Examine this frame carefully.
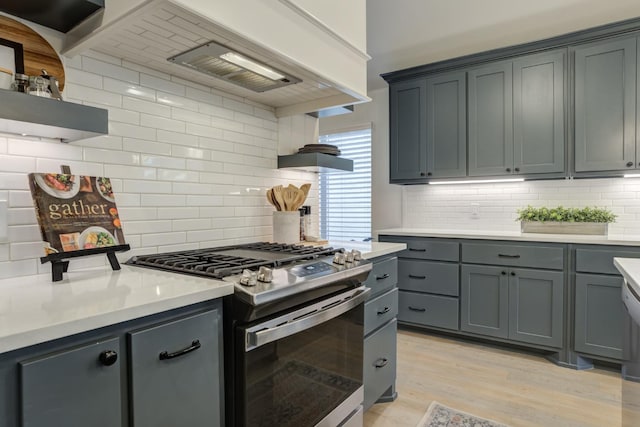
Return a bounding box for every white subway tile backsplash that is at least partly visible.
[0,50,321,281]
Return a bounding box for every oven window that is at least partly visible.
[241,305,363,427]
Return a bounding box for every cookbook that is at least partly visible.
[28,173,125,255]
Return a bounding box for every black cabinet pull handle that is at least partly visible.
[408,274,426,279]
[514,167,520,172]
[409,248,426,252]
[501,271,506,275]
[506,168,511,172]
[377,307,391,315]
[408,306,426,312]
[427,172,432,176]
[420,172,426,176]
[511,271,516,276]
[159,340,201,361]
[498,254,520,258]
[99,350,118,366]
[376,273,390,280]
[627,161,634,167]
[374,358,389,368]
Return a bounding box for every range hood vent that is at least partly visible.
[168,41,301,93]
[278,153,353,173]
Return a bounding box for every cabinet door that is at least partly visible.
[363,319,397,410]
[575,274,623,360]
[508,268,564,348]
[461,265,509,338]
[513,50,566,174]
[426,71,466,178]
[468,61,514,176]
[20,337,122,427]
[389,78,427,181]
[129,309,222,427]
[574,37,637,172]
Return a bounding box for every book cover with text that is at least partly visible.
[28,173,125,255]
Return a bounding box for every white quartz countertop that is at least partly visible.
[377,228,640,246]
[614,258,640,297]
[0,243,403,355]
[0,265,233,354]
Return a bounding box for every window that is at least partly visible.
[318,127,371,241]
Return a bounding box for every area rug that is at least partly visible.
[417,401,511,427]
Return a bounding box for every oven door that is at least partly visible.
[235,286,369,427]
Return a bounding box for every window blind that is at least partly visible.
[318,128,371,241]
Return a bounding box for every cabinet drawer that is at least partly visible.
[398,291,459,330]
[365,288,398,335]
[129,309,222,427]
[381,236,459,261]
[398,259,459,296]
[364,256,398,297]
[575,247,640,275]
[364,319,397,410]
[20,337,123,427]
[462,242,563,269]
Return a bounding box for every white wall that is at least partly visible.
[0,50,318,280]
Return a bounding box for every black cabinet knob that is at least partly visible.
[99,350,118,366]
[420,172,426,176]
[627,161,634,167]
[501,271,506,275]
[514,167,520,172]
[427,172,432,176]
[510,271,516,276]
[506,168,511,172]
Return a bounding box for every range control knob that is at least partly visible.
[333,253,346,265]
[239,269,258,286]
[345,251,355,263]
[351,250,362,261]
[257,266,273,283]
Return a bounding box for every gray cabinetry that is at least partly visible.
[363,254,399,410]
[572,246,640,360]
[129,310,222,427]
[513,50,566,175]
[426,71,467,178]
[468,61,514,177]
[574,37,637,173]
[0,300,224,427]
[20,337,123,427]
[461,242,565,348]
[389,78,427,181]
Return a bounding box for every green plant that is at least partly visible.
[516,206,617,223]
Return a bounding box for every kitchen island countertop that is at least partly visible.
[377,228,640,246]
[0,265,233,354]
[614,258,640,299]
[329,240,407,259]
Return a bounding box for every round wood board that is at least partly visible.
[0,15,65,91]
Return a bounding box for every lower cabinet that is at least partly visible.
[362,255,399,411]
[398,291,459,330]
[363,319,397,410]
[1,300,224,427]
[574,273,624,360]
[461,265,564,348]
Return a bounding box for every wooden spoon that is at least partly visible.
[266,188,279,210]
[283,186,300,211]
[300,183,311,200]
[273,185,286,211]
[292,188,306,211]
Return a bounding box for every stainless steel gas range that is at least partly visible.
[127,242,372,427]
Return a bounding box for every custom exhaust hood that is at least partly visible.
[61,0,370,117]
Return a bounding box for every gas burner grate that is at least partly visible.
[126,242,342,279]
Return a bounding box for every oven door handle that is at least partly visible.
[245,286,370,351]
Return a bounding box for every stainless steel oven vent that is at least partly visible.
[168,41,301,92]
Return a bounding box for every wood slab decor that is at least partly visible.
[0,15,65,90]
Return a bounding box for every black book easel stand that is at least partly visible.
[41,244,132,282]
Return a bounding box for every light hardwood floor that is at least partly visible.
[364,328,621,427]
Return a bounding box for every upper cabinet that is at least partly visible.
[388,49,565,183]
[389,71,466,183]
[60,0,370,117]
[573,37,637,174]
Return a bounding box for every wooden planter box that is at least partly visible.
[521,221,608,235]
